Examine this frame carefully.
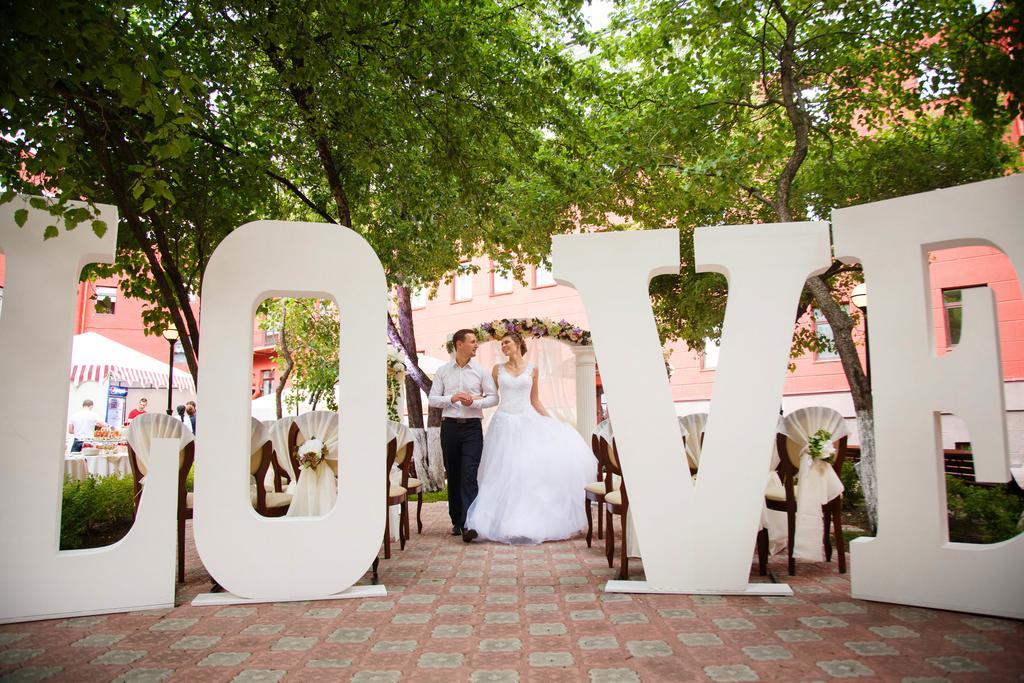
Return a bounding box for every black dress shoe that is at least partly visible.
[451,526,462,536]
[462,528,478,544]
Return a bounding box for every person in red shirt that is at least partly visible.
[125,397,148,424]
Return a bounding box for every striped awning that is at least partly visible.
[69,332,196,393]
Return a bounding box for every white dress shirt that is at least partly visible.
[428,358,499,419]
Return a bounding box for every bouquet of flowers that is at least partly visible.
[295,437,329,470]
[447,317,592,353]
[806,429,835,461]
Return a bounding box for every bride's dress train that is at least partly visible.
[465,363,595,544]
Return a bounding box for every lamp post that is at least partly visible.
[851,283,870,383]
[162,326,179,415]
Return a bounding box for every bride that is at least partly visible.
[463,331,595,544]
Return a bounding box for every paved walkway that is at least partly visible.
[1,503,1021,681]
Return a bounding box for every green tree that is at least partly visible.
[577,0,1020,527]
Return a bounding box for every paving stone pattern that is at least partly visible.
[1,503,1022,681]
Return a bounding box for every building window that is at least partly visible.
[453,266,473,302]
[262,328,280,346]
[94,286,117,315]
[410,287,428,309]
[534,263,556,288]
[702,337,720,370]
[491,263,513,295]
[261,369,275,397]
[943,286,984,347]
[814,308,839,360]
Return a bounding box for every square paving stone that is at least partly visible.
[821,601,866,615]
[149,618,198,631]
[351,672,401,683]
[357,601,395,612]
[58,616,107,628]
[743,645,792,660]
[486,595,517,605]
[112,669,173,683]
[392,613,431,624]
[528,623,567,636]
[417,652,465,668]
[658,609,696,619]
[775,629,822,643]
[588,669,640,683]
[571,610,605,621]
[71,634,126,647]
[868,625,919,639]
[372,640,417,653]
[171,635,221,650]
[578,636,619,650]
[304,607,343,618]
[469,670,520,682]
[610,612,648,625]
[845,641,899,656]
[91,650,147,665]
[961,616,1015,632]
[528,652,575,667]
[198,652,252,667]
[704,664,760,682]
[215,607,257,618]
[678,633,723,646]
[327,627,374,643]
[817,660,875,677]
[625,640,673,657]
[945,633,1002,652]
[479,638,522,653]
[305,659,352,668]
[565,593,597,603]
[0,633,28,646]
[485,612,520,624]
[714,618,756,630]
[436,604,474,615]
[798,616,849,629]
[230,671,286,682]
[241,624,285,636]
[926,656,988,673]
[432,625,473,637]
[271,636,317,651]
[0,650,43,665]
[524,603,558,613]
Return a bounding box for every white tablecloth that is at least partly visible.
[64,453,130,479]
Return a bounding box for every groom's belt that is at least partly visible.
[442,417,481,424]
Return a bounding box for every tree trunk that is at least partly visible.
[396,286,424,428]
[275,304,294,420]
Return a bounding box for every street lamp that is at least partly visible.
[162,326,179,415]
[850,284,870,383]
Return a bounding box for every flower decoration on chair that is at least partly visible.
[295,437,329,470]
[386,346,407,422]
[445,317,592,353]
[806,429,836,462]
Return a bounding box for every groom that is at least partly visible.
[428,329,498,542]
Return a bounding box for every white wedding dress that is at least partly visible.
[465,362,595,544]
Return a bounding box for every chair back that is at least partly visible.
[267,416,297,480]
[678,413,708,470]
[289,411,340,476]
[779,407,849,470]
[126,413,195,475]
[590,419,611,480]
[249,418,271,475]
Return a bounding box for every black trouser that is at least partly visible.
[441,418,484,529]
[70,439,84,453]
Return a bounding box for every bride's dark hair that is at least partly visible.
[506,331,527,357]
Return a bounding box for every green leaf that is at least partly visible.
[0,190,15,205]
[141,198,156,213]
[29,197,47,210]
[14,208,29,227]
[43,225,59,240]
[91,220,108,238]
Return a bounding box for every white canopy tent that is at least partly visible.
[67,332,196,425]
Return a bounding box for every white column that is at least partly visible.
[571,345,597,440]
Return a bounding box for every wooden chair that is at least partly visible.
[585,420,617,548]
[600,433,631,581]
[287,411,340,478]
[264,416,297,494]
[765,407,849,575]
[383,427,408,559]
[404,454,425,535]
[250,418,291,517]
[389,421,418,543]
[126,413,195,583]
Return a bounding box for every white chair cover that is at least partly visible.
[267,416,297,481]
[285,411,340,517]
[249,417,270,475]
[126,413,194,476]
[678,413,707,470]
[781,407,847,562]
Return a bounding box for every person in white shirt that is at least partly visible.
[67,399,108,453]
[428,329,498,539]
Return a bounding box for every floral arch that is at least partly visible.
[446,317,599,440]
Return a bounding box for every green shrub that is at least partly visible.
[946,475,1024,544]
[839,459,864,511]
[60,475,135,550]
